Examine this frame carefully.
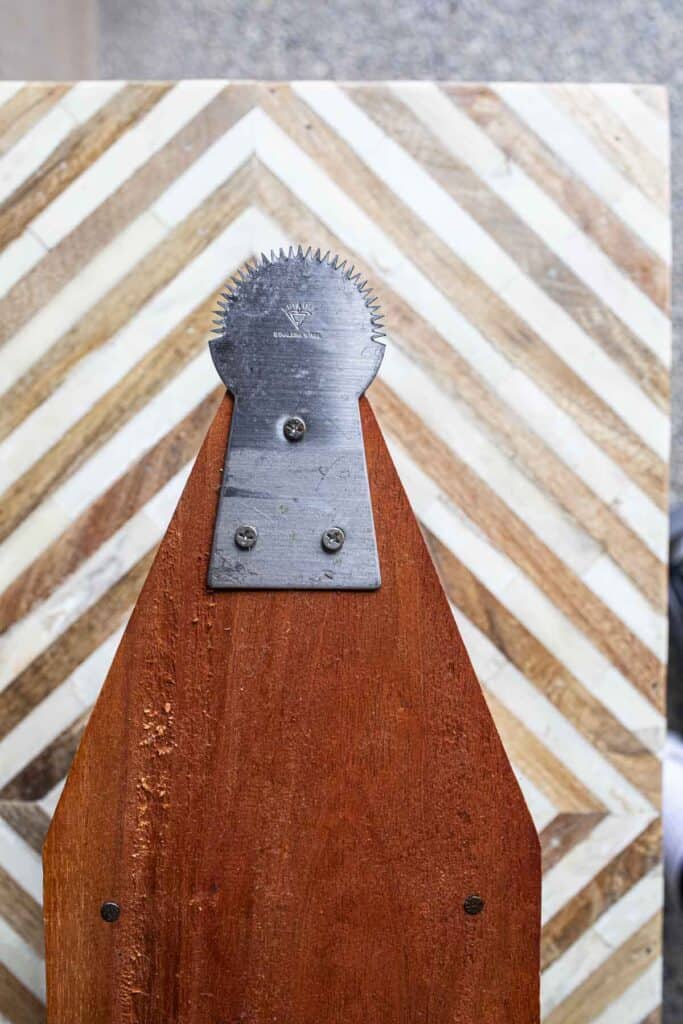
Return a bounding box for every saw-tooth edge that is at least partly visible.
[213,250,385,342]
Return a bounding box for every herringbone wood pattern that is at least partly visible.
[0,81,669,1023]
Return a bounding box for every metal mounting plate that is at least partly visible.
[207,249,385,590]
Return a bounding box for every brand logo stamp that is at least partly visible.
[274,302,321,339]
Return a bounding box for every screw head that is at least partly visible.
[283,416,306,442]
[235,525,258,550]
[321,526,345,553]
[101,901,121,923]
[463,894,484,916]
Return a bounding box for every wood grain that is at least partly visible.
[0,84,171,251]
[255,158,664,608]
[44,395,541,1023]
[541,818,661,971]
[544,911,661,1024]
[0,80,668,1023]
[449,84,669,309]
[261,87,666,503]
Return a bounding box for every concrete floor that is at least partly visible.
[1,0,682,1017]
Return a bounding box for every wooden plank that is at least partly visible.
[44,395,541,1022]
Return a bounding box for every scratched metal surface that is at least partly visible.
[208,250,384,589]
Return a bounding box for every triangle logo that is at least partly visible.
[283,304,313,333]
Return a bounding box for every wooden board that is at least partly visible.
[44,396,540,1022]
[0,81,669,1023]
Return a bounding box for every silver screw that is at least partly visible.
[283,416,306,442]
[235,525,258,550]
[321,526,345,553]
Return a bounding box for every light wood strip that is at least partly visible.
[594,87,668,168]
[0,84,69,158]
[541,818,660,970]
[389,340,665,626]
[445,84,668,316]
[493,84,669,264]
[541,862,662,1011]
[0,159,252,442]
[633,86,667,117]
[483,693,605,813]
[0,556,151,744]
[359,83,668,397]
[553,85,668,211]
[544,911,661,1024]
[0,84,169,253]
[0,85,260,347]
[0,959,44,1023]
[386,311,665,611]
[294,83,667,457]
[372,381,663,707]
[0,392,219,635]
[424,530,660,805]
[254,157,667,589]
[261,87,666,507]
[540,813,607,874]
[463,614,651,818]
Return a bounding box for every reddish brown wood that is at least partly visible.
[44,395,540,1023]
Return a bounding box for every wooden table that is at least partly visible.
[0,81,669,1023]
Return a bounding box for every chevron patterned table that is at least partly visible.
[0,81,669,1024]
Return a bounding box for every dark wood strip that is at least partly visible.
[0,802,50,856]
[541,818,661,971]
[1,712,88,802]
[446,84,669,315]
[0,554,153,743]
[0,84,69,158]
[374,382,663,707]
[0,959,44,1023]
[0,84,171,252]
[0,84,260,346]
[0,859,43,952]
[637,1006,662,1023]
[424,530,661,805]
[0,157,252,442]
[540,812,606,874]
[0,391,220,634]
[261,87,666,507]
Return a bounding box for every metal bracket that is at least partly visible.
[207,248,386,590]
